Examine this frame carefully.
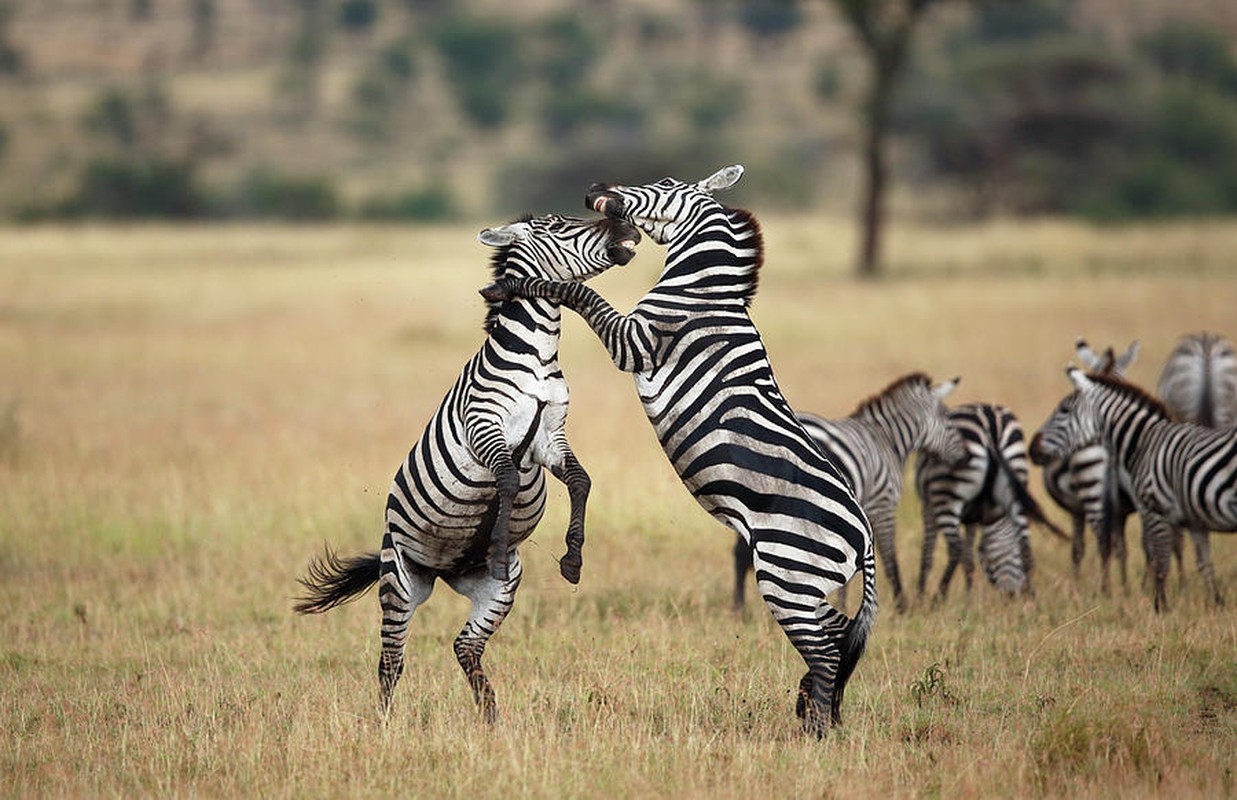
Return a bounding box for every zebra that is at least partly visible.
[1039,339,1139,594]
[293,213,641,721]
[1157,332,1237,429]
[1031,368,1237,611]
[480,165,876,737]
[916,403,1067,603]
[731,373,965,614]
[1154,332,1237,604]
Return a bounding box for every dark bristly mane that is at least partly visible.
[1089,373,1172,419]
[852,372,931,417]
[483,212,536,333]
[725,206,764,308]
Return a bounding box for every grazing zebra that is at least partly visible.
[1031,368,1237,611]
[732,373,964,613]
[1157,332,1237,429]
[293,214,640,720]
[916,403,1066,602]
[481,166,876,737]
[1039,339,1138,594]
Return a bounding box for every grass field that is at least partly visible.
[1,218,1234,798]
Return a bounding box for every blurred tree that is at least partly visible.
[429,15,522,130]
[190,0,217,60]
[1137,21,1237,94]
[829,0,951,278]
[276,0,331,124]
[0,2,24,75]
[339,0,380,34]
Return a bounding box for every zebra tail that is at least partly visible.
[293,546,381,614]
[832,535,878,724]
[990,447,1070,541]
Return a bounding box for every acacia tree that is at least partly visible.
[830,0,947,278]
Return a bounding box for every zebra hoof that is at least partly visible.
[559,554,582,585]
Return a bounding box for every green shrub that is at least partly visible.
[228,168,341,220]
[68,157,205,218]
[358,185,456,222]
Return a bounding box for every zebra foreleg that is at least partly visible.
[1142,512,1175,613]
[1187,528,1224,606]
[868,508,907,613]
[733,534,754,612]
[466,418,520,582]
[547,440,591,585]
[446,555,522,724]
[377,541,434,716]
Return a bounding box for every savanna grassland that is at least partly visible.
[0,218,1234,799]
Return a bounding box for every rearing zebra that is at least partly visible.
[293,214,640,721]
[733,373,964,613]
[1039,338,1138,594]
[482,166,876,738]
[1031,368,1237,612]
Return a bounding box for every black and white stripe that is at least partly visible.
[916,403,1064,602]
[1040,339,1138,594]
[1031,368,1237,611]
[1157,332,1237,429]
[483,166,876,737]
[732,373,963,613]
[1154,332,1237,602]
[293,214,640,720]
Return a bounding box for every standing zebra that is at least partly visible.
[1153,332,1237,604]
[916,403,1066,603]
[1039,339,1138,594]
[294,214,640,721]
[482,166,876,737]
[1031,368,1237,611]
[732,373,964,613]
[1157,332,1237,429]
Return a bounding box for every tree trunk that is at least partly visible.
[857,73,893,279]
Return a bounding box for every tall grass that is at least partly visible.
[0,219,1233,798]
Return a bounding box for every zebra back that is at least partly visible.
[1156,332,1237,428]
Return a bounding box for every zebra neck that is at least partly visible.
[1098,393,1169,474]
[659,206,763,307]
[853,403,915,463]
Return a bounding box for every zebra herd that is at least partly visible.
[292,164,1235,738]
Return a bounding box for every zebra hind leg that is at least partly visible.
[1187,529,1224,606]
[446,553,523,724]
[378,540,435,716]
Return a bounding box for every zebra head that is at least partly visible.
[976,514,1030,596]
[583,165,744,244]
[1075,338,1139,378]
[478,214,641,282]
[1029,367,1099,465]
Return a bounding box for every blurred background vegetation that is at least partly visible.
[0,0,1234,228]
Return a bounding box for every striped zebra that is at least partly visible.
[1154,332,1236,604]
[293,214,640,720]
[1157,332,1237,429]
[1031,368,1237,611]
[916,403,1066,603]
[1039,339,1138,594]
[732,373,964,613]
[481,166,876,737]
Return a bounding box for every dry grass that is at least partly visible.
[0,218,1234,799]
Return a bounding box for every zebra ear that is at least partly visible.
[932,376,960,399]
[697,164,744,193]
[1116,340,1140,371]
[1066,365,1092,392]
[478,223,531,247]
[1075,338,1103,370]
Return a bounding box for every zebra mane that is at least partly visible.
[483,212,536,334]
[1087,374,1172,420]
[852,372,931,417]
[724,206,763,308]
